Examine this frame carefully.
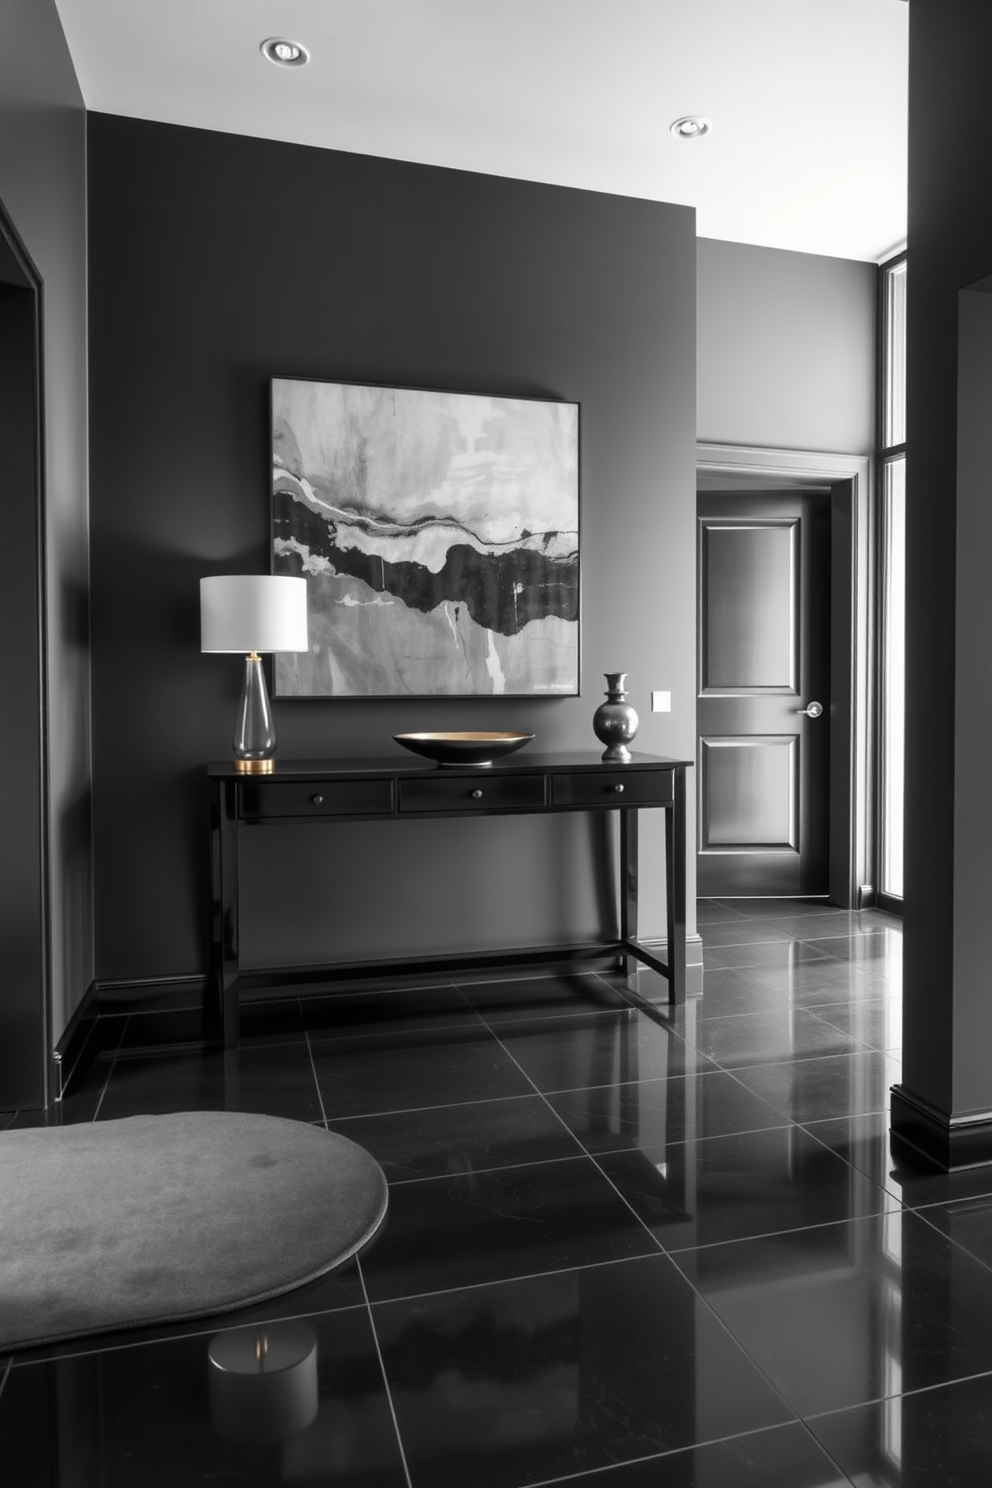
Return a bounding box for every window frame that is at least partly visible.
[874,249,907,913]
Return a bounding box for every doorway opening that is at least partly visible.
[0,194,52,1108]
[696,444,872,909]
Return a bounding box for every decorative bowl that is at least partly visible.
[393,731,535,767]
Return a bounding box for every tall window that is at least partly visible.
[878,255,907,904]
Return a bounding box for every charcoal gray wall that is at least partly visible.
[87,115,696,985]
[0,0,92,1042]
[901,0,992,1123]
[697,237,876,455]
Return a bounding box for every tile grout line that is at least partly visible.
[716,1045,902,1089]
[793,1418,860,1487]
[61,1011,100,1096]
[304,1029,330,1128]
[305,1015,485,1050]
[520,1419,845,1488]
[656,1245,810,1446]
[356,1255,414,1488]
[478,1009,690,1265]
[91,1014,131,1122]
[802,1364,992,1424]
[796,1113,913,1209]
[365,999,683,1290]
[319,1009,675,1126]
[364,1250,672,1311]
[381,1115,800,1188]
[906,1203,992,1281]
[8,1296,372,1371]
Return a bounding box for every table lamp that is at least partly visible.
[200,574,308,773]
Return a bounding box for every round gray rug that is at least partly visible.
[0,1111,388,1353]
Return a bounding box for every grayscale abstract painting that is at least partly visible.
[271,378,579,697]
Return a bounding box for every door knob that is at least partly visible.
[796,701,824,719]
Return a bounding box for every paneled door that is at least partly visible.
[697,492,830,896]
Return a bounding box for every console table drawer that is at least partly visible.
[398,774,546,814]
[551,770,674,808]
[239,778,393,820]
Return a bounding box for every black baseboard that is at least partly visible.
[82,941,704,1060]
[890,1083,992,1171]
[53,983,101,1101]
[96,973,209,1013]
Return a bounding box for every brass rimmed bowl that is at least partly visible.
[393,731,535,767]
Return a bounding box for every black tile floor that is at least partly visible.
[5,899,992,1485]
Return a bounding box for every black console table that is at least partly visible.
[208,751,690,1049]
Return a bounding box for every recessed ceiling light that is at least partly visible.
[670,116,712,140]
[260,37,310,68]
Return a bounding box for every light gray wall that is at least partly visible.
[697,237,876,455]
[0,0,92,1039]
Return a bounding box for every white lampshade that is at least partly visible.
[200,575,308,654]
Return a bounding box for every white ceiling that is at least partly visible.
[53,0,908,263]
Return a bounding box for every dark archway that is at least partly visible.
[0,192,51,1108]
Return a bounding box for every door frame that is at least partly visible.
[696,443,872,909]
[0,191,54,1107]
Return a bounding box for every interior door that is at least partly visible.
[697,492,830,897]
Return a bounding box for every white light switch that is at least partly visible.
[652,690,671,713]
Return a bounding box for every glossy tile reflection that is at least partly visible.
[802,1112,992,1212]
[332,1092,584,1181]
[571,1422,853,1487]
[301,983,481,1039]
[97,1043,325,1123]
[806,998,903,1054]
[917,1192,992,1271]
[731,1050,903,1124]
[360,1155,659,1301]
[492,1008,719,1093]
[311,1024,534,1119]
[0,1307,407,1488]
[683,1006,870,1068]
[22,896,992,1488]
[372,1255,792,1488]
[675,1209,992,1417]
[548,1067,787,1152]
[809,1372,992,1487]
[598,1125,899,1252]
[456,969,631,1023]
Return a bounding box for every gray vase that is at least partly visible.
[592,672,639,762]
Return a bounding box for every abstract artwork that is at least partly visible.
[271,377,579,697]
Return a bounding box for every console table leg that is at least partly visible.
[619,806,639,981]
[666,768,687,1004]
[211,778,241,1049]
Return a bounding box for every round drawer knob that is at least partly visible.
[612,783,625,794]
[310,794,324,805]
[470,789,483,799]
